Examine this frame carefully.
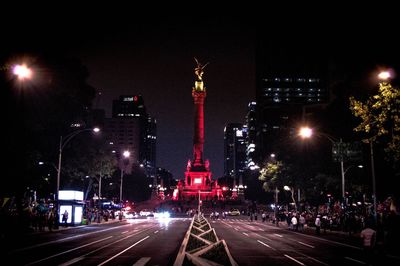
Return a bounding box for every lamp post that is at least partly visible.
[56,127,100,201]
[120,150,130,203]
[198,189,201,215]
[299,127,348,204]
[284,185,298,212]
[369,70,392,220]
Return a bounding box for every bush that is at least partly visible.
[201,230,217,243]
[186,235,207,252]
[200,242,230,266]
[190,227,202,235]
[200,223,210,231]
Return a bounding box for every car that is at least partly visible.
[125,211,139,219]
[139,209,154,217]
[228,209,241,216]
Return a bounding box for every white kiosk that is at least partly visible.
[58,190,85,225]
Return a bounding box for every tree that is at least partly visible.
[258,160,285,192]
[349,82,400,167]
[62,137,118,198]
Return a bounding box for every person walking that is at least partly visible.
[62,210,69,227]
[360,222,376,265]
[47,209,55,231]
[299,213,306,232]
[315,215,321,235]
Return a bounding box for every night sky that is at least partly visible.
[77,18,256,179]
[4,7,398,180]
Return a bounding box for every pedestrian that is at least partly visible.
[47,209,54,231]
[62,210,69,227]
[291,215,298,231]
[315,215,321,235]
[360,221,376,264]
[262,212,266,222]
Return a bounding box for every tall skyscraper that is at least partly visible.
[105,95,156,179]
[224,123,247,179]
[245,102,258,170]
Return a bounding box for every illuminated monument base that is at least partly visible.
[175,160,222,201]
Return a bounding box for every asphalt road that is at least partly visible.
[7,217,191,266]
[5,215,399,265]
[210,216,400,266]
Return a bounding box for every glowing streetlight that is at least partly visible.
[120,150,130,202]
[12,64,32,80]
[299,126,313,138]
[377,71,391,81]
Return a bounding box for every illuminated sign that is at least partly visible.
[59,190,83,201]
[123,96,138,102]
[194,178,202,184]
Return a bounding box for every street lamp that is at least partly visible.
[369,70,393,219]
[56,127,100,201]
[299,127,347,204]
[284,185,298,212]
[12,64,33,80]
[120,150,130,203]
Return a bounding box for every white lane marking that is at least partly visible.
[45,225,159,266]
[25,236,113,265]
[59,257,84,266]
[121,231,129,234]
[220,221,233,227]
[154,230,159,234]
[56,231,151,266]
[132,257,151,266]
[344,256,367,264]
[292,250,329,266]
[284,254,305,265]
[15,224,133,252]
[257,240,276,250]
[98,236,150,266]
[242,232,249,236]
[297,241,315,248]
[253,233,273,242]
[288,230,362,250]
[274,233,283,238]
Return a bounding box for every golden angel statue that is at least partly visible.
[194,57,209,81]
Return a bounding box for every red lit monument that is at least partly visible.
[175,59,222,201]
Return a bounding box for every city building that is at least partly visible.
[224,123,247,180]
[224,123,247,199]
[245,102,258,170]
[104,95,156,179]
